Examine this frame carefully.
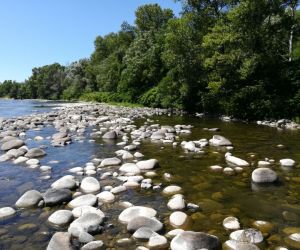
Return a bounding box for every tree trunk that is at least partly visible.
[288,1,298,62]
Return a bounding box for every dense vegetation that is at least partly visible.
[1,0,300,120]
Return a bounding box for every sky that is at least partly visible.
[0,0,182,82]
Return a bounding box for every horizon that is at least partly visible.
[0,0,181,83]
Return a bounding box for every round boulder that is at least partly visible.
[251,168,277,183]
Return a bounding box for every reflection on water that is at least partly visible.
[0,100,299,249]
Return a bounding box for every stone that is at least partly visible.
[171,231,222,250]
[209,135,232,146]
[96,191,115,203]
[280,158,295,167]
[134,152,144,158]
[15,190,43,208]
[167,194,185,210]
[122,152,134,160]
[100,157,121,167]
[51,175,77,190]
[184,141,196,152]
[148,234,168,249]
[68,212,104,237]
[26,158,40,165]
[0,207,16,219]
[166,229,185,238]
[111,185,127,194]
[162,185,182,195]
[40,165,52,171]
[224,240,260,250]
[169,211,188,228]
[68,194,97,208]
[225,153,249,167]
[133,227,156,240]
[47,232,72,250]
[81,240,105,250]
[102,131,117,139]
[119,163,141,174]
[251,168,277,183]
[72,206,105,219]
[69,167,84,173]
[48,210,73,226]
[13,156,29,164]
[223,216,240,230]
[79,231,95,243]
[230,228,263,244]
[119,206,157,224]
[258,161,271,167]
[127,216,163,232]
[44,188,72,206]
[25,148,46,158]
[81,177,100,193]
[136,159,159,170]
[6,149,25,158]
[1,139,24,151]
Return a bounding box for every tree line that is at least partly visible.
[1,0,300,120]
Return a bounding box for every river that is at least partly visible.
[0,99,299,249]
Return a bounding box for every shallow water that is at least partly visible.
[0,100,299,249]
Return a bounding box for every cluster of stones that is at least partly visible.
[0,102,298,249]
[257,119,300,130]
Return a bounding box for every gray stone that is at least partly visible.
[44,188,72,206]
[100,157,121,167]
[127,216,163,232]
[209,135,232,146]
[68,213,104,237]
[15,190,43,208]
[47,232,72,250]
[136,159,159,170]
[148,234,168,249]
[72,206,105,218]
[230,228,263,244]
[171,231,222,250]
[0,207,16,219]
[96,191,115,203]
[81,177,100,193]
[25,148,46,158]
[167,194,185,210]
[1,139,24,151]
[119,163,141,174]
[68,194,97,208]
[48,210,73,226]
[251,168,277,183]
[133,227,156,240]
[81,240,105,250]
[119,206,157,224]
[102,131,117,139]
[79,231,95,243]
[51,175,77,190]
[169,211,188,228]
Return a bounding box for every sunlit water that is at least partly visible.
[0,100,299,249]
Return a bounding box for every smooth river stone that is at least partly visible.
[72,206,105,218]
[0,207,16,219]
[225,153,249,167]
[48,210,74,226]
[223,216,240,230]
[1,139,24,151]
[25,148,46,158]
[224,240,259,250]
[26,158,40,165]
[100,157,121,167]
[68,212,104,237]
[169,211,188,228]
[148,234,168,249]
[127,216,163,232]
[51,175,77,190]
[167,194,185,210]
[102,131,117,139]
[80,177,100,193]
[47,232,72,250]
[96,191,115,203]
[209,135,232,146]
[43,188,72,206]
[81,240,105,250]
[280,158,295,167]
[119,206,157,224]
[171,231,222,250]
[13,156,28,164]
[133,227,157,240]
[15,190,43,208]
[230,228,263,243]
[78,231,95,243]
[251,168,277,183]
[162,185,182,195]
[68,194,97,208]
[119,163,141,174]
[136,159,158,170]
[134,152,144,158]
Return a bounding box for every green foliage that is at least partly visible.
[1,1,300,120]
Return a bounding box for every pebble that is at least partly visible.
[68,194,97,208]
[169,211,188,228]
[119,206,157,224]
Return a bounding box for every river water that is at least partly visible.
[0,99,300,249]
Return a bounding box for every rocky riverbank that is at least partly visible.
[0,102,299,249]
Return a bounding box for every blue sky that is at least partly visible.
[0,0,181,82]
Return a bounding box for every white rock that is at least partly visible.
[169,211,188,228]
[225,153,249,167]
[136,159,158,170]
[72,206,105,218]
[80,177,100,193]
[167,194,185,210]
[280,158,295,167]
[119,206,157,224]
[0,207,16,219]
[223,216,240,230]
[68,194,97,208]
[96,191,115,203]
[162,185,182,195]
[119,163,141,175]
[251,168,277,183]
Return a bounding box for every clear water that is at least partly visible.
[0,100,299,249]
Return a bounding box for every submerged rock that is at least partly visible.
[230,228,263,244]
[223,217,240,230]
[171,231,222,250]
